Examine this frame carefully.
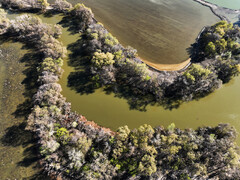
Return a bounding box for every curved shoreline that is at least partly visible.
[193,0,240,22]
[1,1,240,179]
[145,0,240,72]
[1,0,225,73]
[141,58,191,71]
[92,16,192,72]
[138,26,207,72]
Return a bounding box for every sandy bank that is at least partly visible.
[141,58,191,71]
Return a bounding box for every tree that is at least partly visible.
[0,9,9,35]
[205,41,216,56]
[184,64,212,82]
[53,0,72,11]
[91,51,115,68]
[70,3,94,29]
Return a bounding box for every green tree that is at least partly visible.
[184,64,212,82]
[205,42,216,56]
[91,51,115,68]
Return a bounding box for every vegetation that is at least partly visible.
[0,9,9,34]
[69,3,94,30]
[1,0,49,11]
[0,1,240,179]
[52,0,72,11]
[91,51,115,68]
[184,64,212,82]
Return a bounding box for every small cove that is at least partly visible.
[37,2,240,144]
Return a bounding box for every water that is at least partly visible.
[205,0,240,10]
[51,0,240,140]
[66,0,219,64]
[0,12,52,179]
[0,43,44,179]
[0,0,240,179]
[44,1,240,141]
[44,1,240,143]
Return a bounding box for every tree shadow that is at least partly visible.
[66,36,181,111]
[23,170,51,180]
[1,122,39,168]
[43,9,61,18]
[0,123,49,179]
[186,41,205,63]
[234,20,240,27]
[59,15,84,34]
[0,37,47,178]
[1,122,32,147]
[2,6,43,15]
[67,37,98,95]
[0,35,41,118]
[14,51,42,117]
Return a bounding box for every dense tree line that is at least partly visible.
[1,1,240,179]
[42,2,239,109]
[1,0,49,11]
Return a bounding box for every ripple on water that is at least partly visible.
[70,0,220,64]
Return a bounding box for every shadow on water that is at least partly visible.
[0,36,49,179]
[1,123,49,180]
[57,15,187,111]
[59,15,84,34]
[13,51,41,118]
[66,35,178,111]
[1,123,39,166]
[43,9,61,18]
[67,38,97,94]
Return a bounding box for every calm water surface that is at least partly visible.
[52,0,240,141]
[0,43,43,179]
[66,0,219,64]
[205,0,240,10]
[47,1,240,142]
[1,0,240,178]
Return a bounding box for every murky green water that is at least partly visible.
[60,57,240,143]
[1,0,240,178]
[205,0,240,10]
[42,2,240,143]
[0,42,44,179]
[49,0,240,141]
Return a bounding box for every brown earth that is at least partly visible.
[141,58,191,71]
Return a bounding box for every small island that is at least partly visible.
[0,0,240,179]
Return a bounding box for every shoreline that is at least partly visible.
[193,0,240,22]
[141,57,191,71]
[1,1,240,179]
[3,0,229,73]
[143,0,240,72]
